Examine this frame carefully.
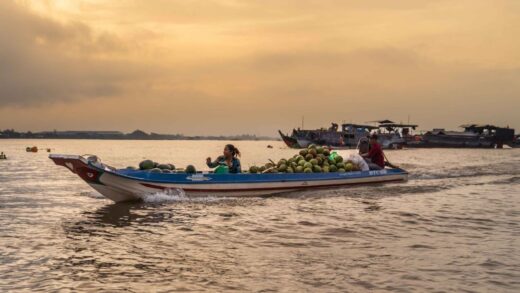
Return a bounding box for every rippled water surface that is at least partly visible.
[1,139,519,292]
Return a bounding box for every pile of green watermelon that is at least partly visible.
[249,144,361,174]
[127,160,197,174]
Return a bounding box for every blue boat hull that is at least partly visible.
[50,154,408,202]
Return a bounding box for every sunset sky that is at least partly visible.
[1,0,519,136]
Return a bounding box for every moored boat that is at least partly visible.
[50,154,409,203]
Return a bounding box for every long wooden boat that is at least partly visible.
[50,154,408,203]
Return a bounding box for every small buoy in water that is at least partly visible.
[26,146,38,152]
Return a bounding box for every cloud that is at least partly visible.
[0,2,145,106]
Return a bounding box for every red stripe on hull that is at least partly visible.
[140,178,405,193]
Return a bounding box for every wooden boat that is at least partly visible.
[49,154,409,203]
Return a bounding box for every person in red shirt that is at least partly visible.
[361,134,385,169]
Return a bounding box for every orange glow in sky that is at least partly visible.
[1,1,519,135]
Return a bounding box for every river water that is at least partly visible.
[0,139,519,292]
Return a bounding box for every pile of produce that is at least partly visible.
[127,160,197,174]
[248,144,362,174]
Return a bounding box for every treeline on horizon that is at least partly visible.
[0,129,278,141]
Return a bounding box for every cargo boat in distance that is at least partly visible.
[50,154,408,203]
[407,124,515,148]
[279,120,418,149]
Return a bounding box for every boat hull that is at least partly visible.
[50,154,408,202]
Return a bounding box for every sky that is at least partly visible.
[0,0,519,136]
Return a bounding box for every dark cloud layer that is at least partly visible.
[0,2,141,106]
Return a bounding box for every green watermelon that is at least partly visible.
[139,160,155,170]
[157,164,172,170]
[185,165,197,174]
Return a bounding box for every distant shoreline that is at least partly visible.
[0,137,280,141]
[0,129,279,141]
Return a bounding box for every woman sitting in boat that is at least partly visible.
[360,134,385,170]
[206,144,242,173]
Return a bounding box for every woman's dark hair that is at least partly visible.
[225,144,241,158]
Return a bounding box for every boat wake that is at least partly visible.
[142,189,228,204]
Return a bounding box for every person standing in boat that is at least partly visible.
[360,134,385,170]
[206,144,242,173]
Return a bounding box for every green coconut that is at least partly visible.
[168,163,176,170]
[323,148,330,156]
[149,168,162,173]
[338,168,346,173]
[330,165,338,172]
[278,159,287,167]
[298,159,306,167]
[305,154,313,161]
[316,146,324,154]
[308,144,317,149]
[304,167,313,173]
[345,163,354,171]
[126,166,137,170]
[313,165,322,173]
[278,164,288,172]
[310,158,318,166]
[336,162,345,169]
[295,166,304,173]
[249,166,259,174]
[139,159,155,170]
[316,157,323,165]
[304,162,313,169]
[265,162,274,169]
[153,162,159,168]
[322,160,329,167]
[286,167,294,173]
[162,169,173,173]
[308,148,317,157]
[299,149,308,156]
[334,156,344,163]
[290,161,298,168]
[323,166,330,173]
[185,165,197,174]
